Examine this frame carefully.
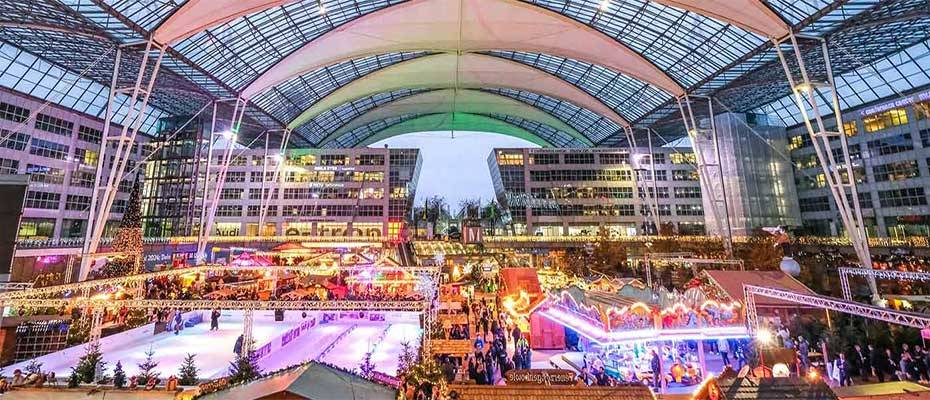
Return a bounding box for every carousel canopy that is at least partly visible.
[702,270,817,309]
[714,377,837,400]
[200,362,396,400]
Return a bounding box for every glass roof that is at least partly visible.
[0,0,925,146]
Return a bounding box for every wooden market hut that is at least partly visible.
[199,362,396,400]
[447,383,655,400]
[701,270,821,321]
[693,376,837,400]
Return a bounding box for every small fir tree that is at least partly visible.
[74,343,106,383]
[397,341,417,376]
[178,353,199,385]
[227,354,261,384]
[359,352,375,378]
[67,367,80,388]
[113,361,127,389]
[137,348,160,383]
[24,360,42,375]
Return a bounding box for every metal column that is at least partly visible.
[623,126,662,235]
[241,308,254,357]
[196,98,249,261]
[80,39,166,281]
[89,307,104,344]
[773,33,877,301]
[259,129,292,235]
[677,95,733,257]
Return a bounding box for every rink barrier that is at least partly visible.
[5,310,204,373]
[251,316,319,363]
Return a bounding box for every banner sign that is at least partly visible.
[505,369,576,385]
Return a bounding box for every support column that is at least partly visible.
[81,39,166,281]
[677,95,733,257]
[623,126,661,235]
[241,308,254,358]
[773,32,877,301]
[697,340,707,378]
[259,129,292,235]
[89,307,104,345]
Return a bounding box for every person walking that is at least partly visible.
[838,353,852,387]
[869,344,885,383]
[210,309,221,331]
[717,338,730,367]
[854,344,869,382]
[650,350,662,390]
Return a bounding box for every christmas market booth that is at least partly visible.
[498,268,552,348]
[447,369,656,400]
[198,362,396,400]
[692,376,837,400]
[699,270,822,322]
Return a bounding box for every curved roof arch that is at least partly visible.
[152,0,788,46]
[354,113,556,148]
[318,89,592,146]
[287,52,631,130]
[240,0,685,99]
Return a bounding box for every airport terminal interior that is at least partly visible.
[0,1,929,399]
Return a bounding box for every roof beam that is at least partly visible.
[288,53,631,131]
[319,88,593,146]
[355,113,554,147]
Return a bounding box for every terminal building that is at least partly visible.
[0,88,148,242]
[142,122,422,240]
[788,89,930,239]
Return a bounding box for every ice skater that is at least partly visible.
[173,310,183,335]
[211,309,221,331]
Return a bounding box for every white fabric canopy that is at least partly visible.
[240,0,685,99]
[286,53,630,130]
[318,89,591,146]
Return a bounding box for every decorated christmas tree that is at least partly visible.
[67,367,80,388]
[113,361,126,388]
[74,343,106,383]
[227,354,261,384]
[396,341,417,376]
[359,352,375,378]
[178,353,199,385]
[99,180,143,278]
[137,347,160,383]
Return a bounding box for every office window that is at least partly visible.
[799,196,831,213]
[18,218,54,239]
[320,154,348,165]
[867,134,913,156]
[249,188,277,200]
[873,161,920,182]
[670,153,696,165]
[675,204,704,216]
[863,108,908,132]
[74,148,99,166]
[651,153,665,164]
[858,192,874,209]
[250,171,274,182]
[70,171,95,188]
[0,158,18,174]
[496,152,524,166]
[356,154,385,166]
[917,99,930,120]
[216,205,242,217]
[34,113,73,137]
[65,194,91,211]
[25,191,60,209]
[563,153,595,164]
[77,126,103,144]
[0,130,29,151]
[843,121,858,137]
[597,153,628,165]
[642,187,669,198]
[25,164,64,185]
[672,170,698,181]
[112,199,127,214]
[29,138,69,160]
[879,187,927,208]
[247,205,277,217]
[788,135,812,151]
[530,153,560,165]
[219,188,243,200]
[224,171,246,183]
[673,187,701,199]
[0,102,29,123]
[922,128,930,147]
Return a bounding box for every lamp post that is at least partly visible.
[756,328,773,378]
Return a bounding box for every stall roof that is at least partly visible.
[831,381,930,399]
[702,270,816,308]
[447,384,655,400]
[563,286,650,310]
[200,362,396,400]
[718,377,837,400]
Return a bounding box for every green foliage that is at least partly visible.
[67,367,80,388]
[74,343,106,384]
[113,361,126,389]
[359,352,375,378]
[178,353,199,385]
[227,354,261,384]
[24,360,42,375]
[397,341,418,376]
[137,348,160,382]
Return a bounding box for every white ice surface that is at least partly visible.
[319,324,387,372]
[10,313,296,379]
[258,322,354,371]
[370,323,421,376]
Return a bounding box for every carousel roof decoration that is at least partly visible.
[700,270,817,308]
